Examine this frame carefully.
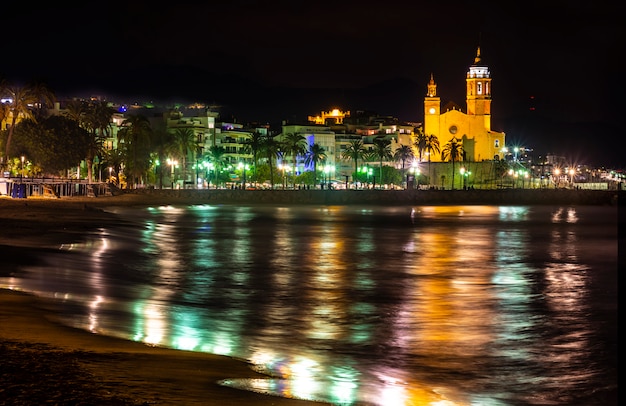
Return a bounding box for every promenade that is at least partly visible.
[116,188,621,207]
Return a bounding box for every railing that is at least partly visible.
[0,177,113,198]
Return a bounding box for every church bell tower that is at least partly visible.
[424,73,441,137]
[466,47,492,125]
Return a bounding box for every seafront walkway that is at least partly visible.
[114,187,620,206]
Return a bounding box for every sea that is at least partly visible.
[0,203,619,406]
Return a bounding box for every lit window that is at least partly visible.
[477,82,482,94]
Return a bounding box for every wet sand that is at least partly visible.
[0,195,329,405]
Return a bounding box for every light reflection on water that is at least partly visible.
[1,204,618,406]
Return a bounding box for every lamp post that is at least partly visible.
[167,158,178,189]
[279,163,285,190]
[20,156,24,183]
[554,168,561,188]
[460,167,466,190]
[238,162,249,189]
[323,164,333,189]
[569,168,575,188]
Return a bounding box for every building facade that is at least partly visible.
[423,47,506,163]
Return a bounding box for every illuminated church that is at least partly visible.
[423,47,506,162]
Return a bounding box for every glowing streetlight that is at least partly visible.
[554,168,561,189]
[323,164,334,189]
[279,163,286,190]
[410,161,420,190]
[460,167,465,189]
[167,158,178,189]
[238,162,249,189]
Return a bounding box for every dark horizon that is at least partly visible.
[2,2,623,168]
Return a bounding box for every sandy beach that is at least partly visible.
[0,195,330,405]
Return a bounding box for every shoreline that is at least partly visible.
[0,288,329,405]
[0,193,334,405]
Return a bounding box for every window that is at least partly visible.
[477,82,482,95]
[495,139,500,148]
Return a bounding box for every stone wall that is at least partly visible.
[125,188,621,206]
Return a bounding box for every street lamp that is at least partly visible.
[554,168,561,188]
[167,158,178,189]
[323,164,334,189]
[279,163,286,190]
[20,156,24,183]
[238,162,249,189]
[460,167,466,189]
[568,168,575,188]
[409,161,420,190]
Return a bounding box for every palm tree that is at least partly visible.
[341,139,366,184]
[424,134,441,187]
[117,114,152,188]
[282,132,307,188]
[102,148,125,185]
[242,131,264,185]
[305,143,327,186]
[151,123,177,189]
[372,136,392,186]
[441,137,464,190]
[173,128,198,186]
[1,80,56,166]
[206,145,227,188]
[413,128,428,162]
[361,150,377,186]
[394,144,414,186]
[82,101,115,183]
[260,134,282,188]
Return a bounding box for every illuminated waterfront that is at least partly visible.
[0,204,618,405]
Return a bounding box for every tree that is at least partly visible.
[74,100,116,183]
[304,143,326,186]
[394,144,414,186]
[12,116,90,175]
[360,150,377,185]
[0,80,56,166]
[151,123,177,189]
[117,114,152,188]
[173,128,198,186]
[282,132,307,188]
[441,137,464,190]
[242,131,264,185]
[260,134,282,188]
[424,134,441,187]
[372,136,392,185]
[413,128,428,162]
[341,139,366,184]
[206,145,227,188]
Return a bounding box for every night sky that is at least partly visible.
[3,1,623,167]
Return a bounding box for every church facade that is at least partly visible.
[423,48,506,162]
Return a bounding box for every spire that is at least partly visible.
[474,46,481,65]
[427,73,437,97]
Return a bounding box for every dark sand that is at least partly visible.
[0,195,329,405]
